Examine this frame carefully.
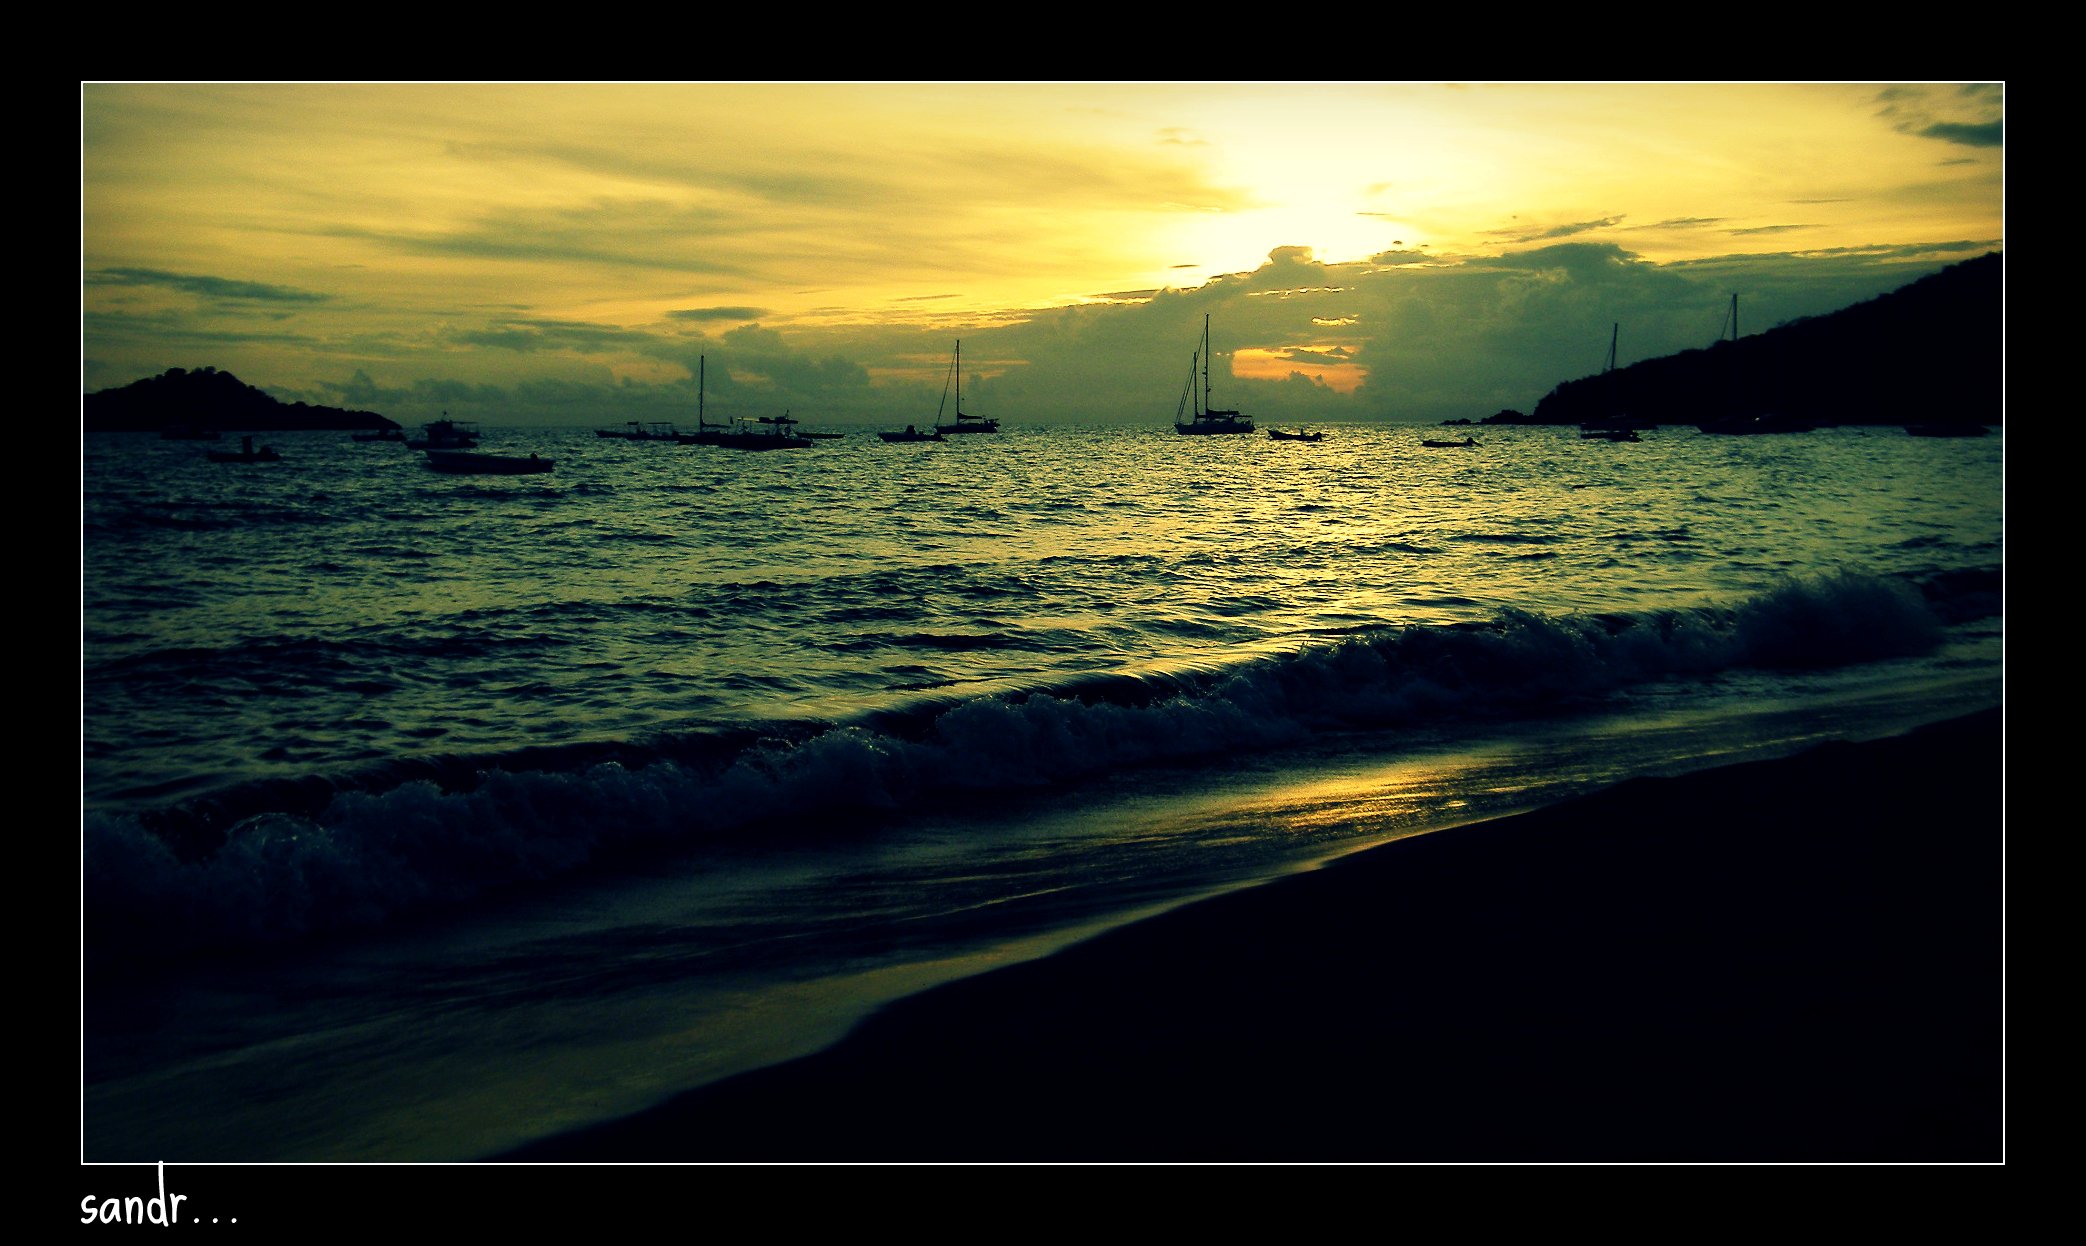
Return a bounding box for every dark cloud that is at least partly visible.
[1368,249,1432,266]
[446,318,638,353]
[1487,242,1647,280]
[1730,224,1814,236]
[667,307,766,322]
[319,205,756,275]
[1920,121,2003,148]
[90,268,332,303]
[1488,217,1626,242]
[1633,218,1728,230]
[1875,84,2004,149]
[312,369,510,409]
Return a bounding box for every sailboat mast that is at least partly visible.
[1202,315,1213,417]
[1607,323,1619,373]
[955,340,961,417]
[698,355,705,424]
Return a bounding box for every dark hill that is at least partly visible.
[83,367,400,433]
[1503,251,2002,428]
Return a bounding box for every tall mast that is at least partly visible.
[698,356,705,423]
[955,340,961,417]
[1607,323,1618,372]
[1203,315,1213,416]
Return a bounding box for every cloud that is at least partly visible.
[1875,84,2004,149]
[1488,217,1626,243]
[446,318,642,353]
[318,205,756,275]
[314,369,511,409]
[1730,224,1815,236]
[1919,121,2004,148]
[89,268,332,304]
[667,307,767,322]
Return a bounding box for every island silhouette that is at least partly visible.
[83,366,400,434]
[1475,251,2001,430]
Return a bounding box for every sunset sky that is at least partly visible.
[81,82,2004,427]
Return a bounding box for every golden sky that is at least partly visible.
[82,82,2004,426]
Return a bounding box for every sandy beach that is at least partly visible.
[504,708,2004,1164]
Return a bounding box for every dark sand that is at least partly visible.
[504,709,2003,1163]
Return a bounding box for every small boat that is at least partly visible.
[878,424,945,443]
[1175,315,1254,435]
[597,421,682,442]
[684,387,812,451]
[713,415,813,450]
[933,341,999,435]
[1421,436,1479,449]
[406,415,481,450]
[784,412,845,440]
[1578,323,1658,438]
[1269,428,1325,442]
[206,435,281,463]
[675,356,810,447]
[423,448,553,475]
[352,428,406,443]
[1697,295,1814,435]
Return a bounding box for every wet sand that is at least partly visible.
[504,708,2004,1163]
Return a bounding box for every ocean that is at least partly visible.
[81,419,2004,1161]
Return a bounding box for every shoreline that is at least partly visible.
[502,706,2004,1163]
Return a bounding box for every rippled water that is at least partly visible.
[83,421,2002,812]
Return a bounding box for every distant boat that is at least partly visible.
[717,414,814,450]
[878,424,945,443]
[1268,428,1325,442]
[1175,315,1254,435]
[1580,323,1657,435]
[678,362,811,453]
[206,435,281,463]
[1698,295,1814,435]
[423,448,553,475]
[933,341,999,435]
[597,421,682,442]
[352,428,405,443]
[406,415,481,450]
[675,356,809,448]
[1422,436,1479,449]
[1905,422,1990,438]
[677,357,727,446]
[786,411,845,440]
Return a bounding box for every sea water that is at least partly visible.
[81,420,2003,1159]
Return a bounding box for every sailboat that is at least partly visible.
[931,340,998,435]
[1580,323,1653,439]
[1174,314,1253,435]
[1698,295,1813,435]
[677,356,812,450]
